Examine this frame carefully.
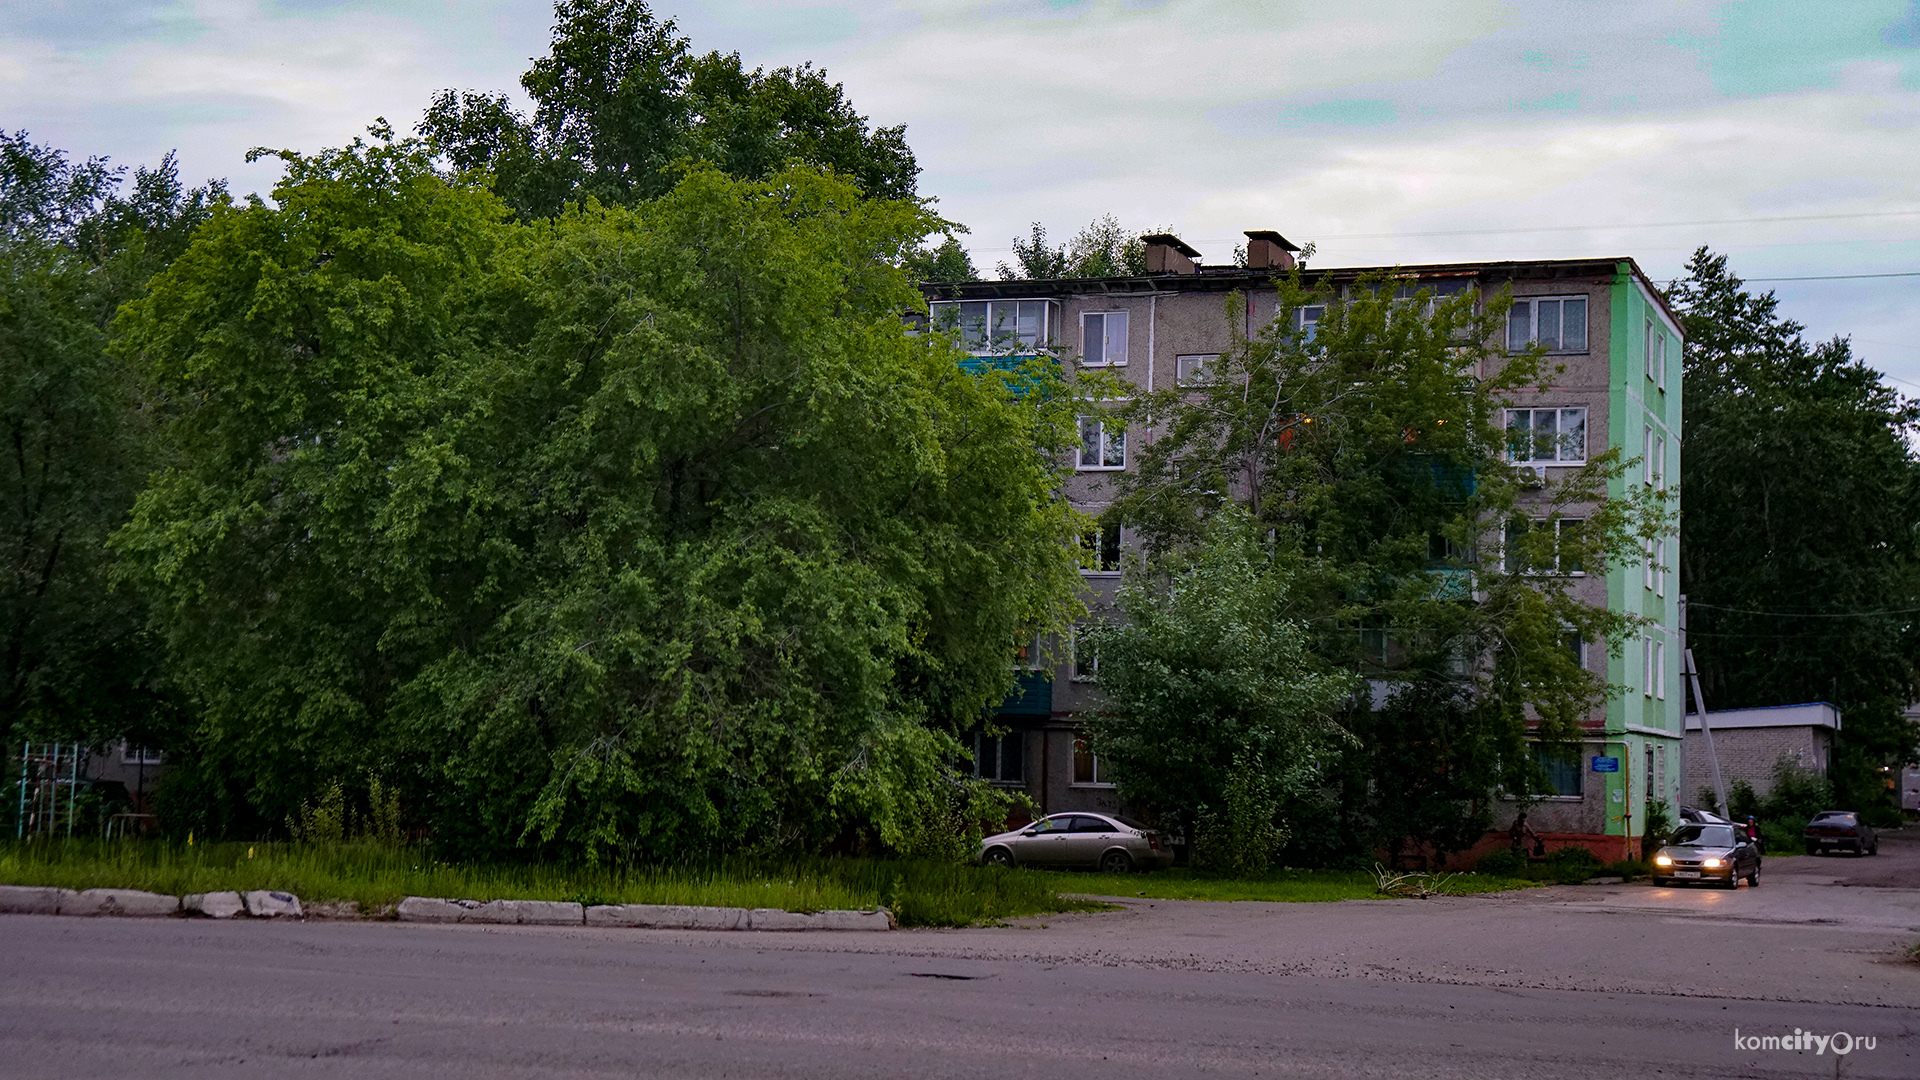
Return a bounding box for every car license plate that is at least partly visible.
[1673,870,1700,878]
[1821,838,1841,845]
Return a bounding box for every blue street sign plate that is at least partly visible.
[1591,756,1620,773]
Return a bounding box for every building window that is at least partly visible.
[1507,296,1588,353]
[1644,636,1667,698]
[1295,304,1326,341]
[1073,737,1111,786]
[1564,632,1587,670]
[1505,407,1586,464]
[1175,353,1217,386]
[1645,319,1669,390]
[1503,517,1585,575]
[929,299,1057,353]
[1082,311,1129,366]
[1082,522,1121,573]
[1642,426,1668,488]
[119,743,163,766]
[1532,744,1583,797]
[1077,416,1126,470]
[1013,634,1043,671]
[1070,627,1099,682]
[1644,538,1657,592]
[966,730,1024,784]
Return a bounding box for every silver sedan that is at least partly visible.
[978,812,1173,874]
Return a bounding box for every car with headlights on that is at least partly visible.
[978,812,1172,874]
[1651,822,1761,889]
[1803,810,1878,856]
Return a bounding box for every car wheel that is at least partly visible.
[1747,865,1760,887]
[1098,849,1133,875]
[983,847,1014,869]
[1651,877,1668,887]
[1805,843,1819,856]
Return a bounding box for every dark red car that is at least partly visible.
[1803,810,1878,856]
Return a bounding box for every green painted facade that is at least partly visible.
[1600,263,1685,840]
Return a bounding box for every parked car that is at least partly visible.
[1651,822,1761,889]
[1803,810,1878,856]
[978,812,1173,874]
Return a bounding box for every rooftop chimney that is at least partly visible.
[1243,230,1301,271]
[1141,233,1201,275]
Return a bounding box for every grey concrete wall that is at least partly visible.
[1682,725,1831,804]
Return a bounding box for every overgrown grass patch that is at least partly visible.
[1024,866,1536,903]
[0,840,1098,928]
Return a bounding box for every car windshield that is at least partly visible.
[1671,825,1736,847]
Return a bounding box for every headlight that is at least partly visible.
[1702,857,1722,868]
[1654,855,1672,866]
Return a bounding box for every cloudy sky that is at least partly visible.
[5,0,1918,384]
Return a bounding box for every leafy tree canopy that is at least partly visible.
[418,0,919,219]
[996,215,1168,280]
[0,133,217,750]
[111,130,1083,858]
[1667,247,1920,804]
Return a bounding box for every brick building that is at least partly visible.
[921,233,1684,860]
[1683,702,1840,806]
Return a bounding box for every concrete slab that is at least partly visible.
[585,903,696,928]
[184,891,247,919]
[59,889,179,917]
[396,896,481,923]
[816,909,893,931]
[687,905,744,930]
[747,908,818,931]
[243,890,303,918]
[0,885,74,915]
[465,900,582,926]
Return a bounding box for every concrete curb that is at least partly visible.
[401,897,893,931]
[2,884,892,931]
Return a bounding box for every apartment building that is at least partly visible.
[921,233,1684,861]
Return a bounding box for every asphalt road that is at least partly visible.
[1,830,1915,1079]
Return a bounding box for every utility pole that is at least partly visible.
[1679,595,1727,814]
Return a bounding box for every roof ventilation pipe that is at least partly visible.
[1243,230,1301,271]
[1141,234,1201,275]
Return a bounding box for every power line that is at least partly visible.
[967,208,1920,253]
[1739,271,1920,282]
[1688,602,1920,619]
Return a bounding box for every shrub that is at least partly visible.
[1474,849,1524,877]
[1542,845,1601,884]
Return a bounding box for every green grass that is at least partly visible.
[0,840,1098,928]
[1023,866,1536,903]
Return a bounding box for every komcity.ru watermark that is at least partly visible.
[1734,1028,1877,1055]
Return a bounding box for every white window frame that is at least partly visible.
[1655,639,1666,700]
[1645,319,1669,390]
[1504,516,1585,576]
[1012,633,1043,672]
[927,299,1059,355]
[1656,433,1667,489]
[1082,521,1122,575]
[1506,407,1588,465]
[1081,310,1129,367]
[1507,295,1589,354]
[1072,736,1113,787]
[1295,304,1327,342]
[1077,415,1127,471]
[1070,625,1099,682]
[1643,636,1655,698]
[1655,537,1666,597]
[119,743,163,766]
[1175,353,1218,386]
[966,729,1025,785]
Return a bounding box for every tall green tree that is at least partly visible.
[0,133,217,751]
[1667,247,1920,807]
[1095,275,1656,861]
[111,131,1083,856]
[418,0,919,219]
[995,215,1164,280]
